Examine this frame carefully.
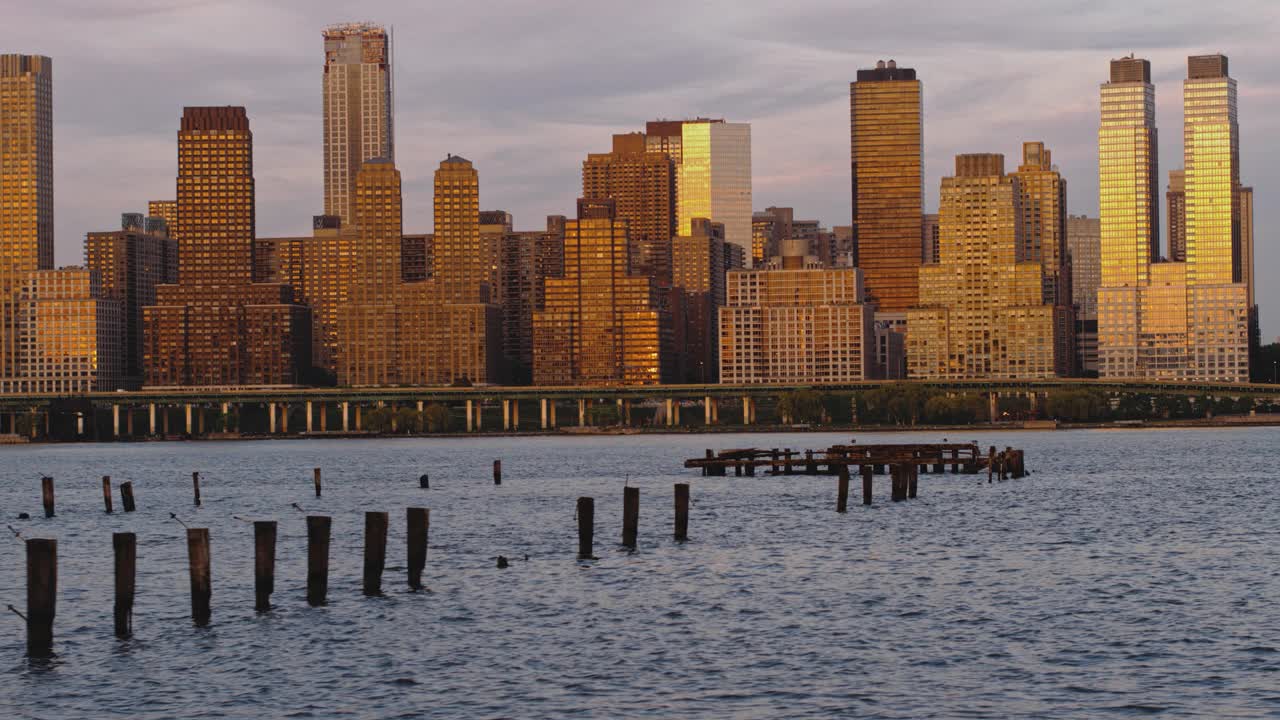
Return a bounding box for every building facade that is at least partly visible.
[582,133,676,285]
[144,106,311,387]
[671,218,726,383]
[1067,215,1101,374]
[534,199,667,386]
[498,216,565,383]
[719,239,873,384]
[1167,170,1186,262]
[0,55,54,380]
[850,59,923,313]
[322,23,393,227]
[907,154,1069,379]
[85,214,178,386]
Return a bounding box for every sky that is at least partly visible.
[3,0,1278,337]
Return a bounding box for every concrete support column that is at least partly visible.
[417,400,424,413]
[126,407,134,437]
[742,397,750,425]
[624,399,632,425]
[355,405,362,431]
[503,399,511,431]
[320,403,327,432]
[550,401,557,427]
[988,393,998,423]
[1029,392,1040,417]
[666,398,675,427]
[306,400,313,433]
[77,414,84,436]
[512,400,520,429]
[162,406,170,435]
[578,398,587,427]
[342,401,350,432]
[112,405,120,438]
[704,396,713,425]
[198,408,204,434]
[475,401,482,431]
[282,404,290,434]
[220,402,229,432]
[675,401,681,425]
[540,398,548,430]
[466,399,475,432]
[269,403,277,434]
[185,404,193,435]
[149,403,157,435]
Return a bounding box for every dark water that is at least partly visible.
[1,428,1279,718]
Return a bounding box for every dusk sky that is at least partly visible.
[3,0,1276,336]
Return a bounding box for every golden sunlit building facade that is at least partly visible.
[671,217,726,383]
[322,23,393,228]
[533,199,667,386]
[907,155,1069,379]
[0,55,54,380]
[719,240,873,384]
[582,133,676,285]
[5,268,123,393]
[850,60,922,313]
[147,200,177,234]
[144,106,310,387]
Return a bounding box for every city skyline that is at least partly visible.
[0,1,1276,336]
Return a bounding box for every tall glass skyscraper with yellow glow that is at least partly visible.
[0,55,53,379]
[1097,55,1250,382]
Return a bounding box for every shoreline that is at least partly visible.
[7,414,1278,444]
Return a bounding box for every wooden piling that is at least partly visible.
[891,464,905,502]
[362,511,388,596]
[120,481,136,512]
[784,448,794,475]
[908,465,918,499]
[674,484,689,541]
[577,497,594,559]
[102,475,113,514]
[806,450,817,475]
[186,528,211,626]
[951,448,960,474]
[745,461,755,476]
[988,446,996,484]
[313,467,322,498]
[192,471,201,507]
[26,538,56,656]
[306,515,331,606]
[419,473,429,489]
[407,507,429,590]
[837,465,850,513]
[253,521,276,612]
[861,465,873,506]
[622,487,639,549]
[112,532,135,638]
[41,476,54,518]
[493,459,502,485]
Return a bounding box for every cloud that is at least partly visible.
[2,0,1277,336]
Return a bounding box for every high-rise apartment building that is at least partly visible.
[671,218,726,383]
[434,156,491,303]
[1097,56,1250,382]
[1167,170,1186,261]
[4,268,123,393]
[719,240,873,384]
[534,199,667,385]
[86,214,179,386]
[498,216,565,383]
[1012,142,1069,306]
[582,133,676,285]
[0,55,54,379]
[922,214,940,265]
[145,107,310,386]
[147,200,177,235]
[322,23,393,227]
[850,59,923,313]
[645,119,752,265]
[338,159,403,386]
[1098,56,1159,289]
[907,154,1069,379]
[1067,215,1101,374]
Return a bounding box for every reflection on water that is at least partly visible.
[1,428,1279,718]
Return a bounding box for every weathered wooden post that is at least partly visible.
[313,467,322,498]
[622,487,639,549]
[987,446,996,484]
[26,538,56,656]
[120,481,136,512]
[770,448,780,475]
[577,497,594,559]
[253,521,276,612]
[784,448,794,475]
[861,464,873,506]
[493,459,502,485]
[187,528,211,626]
[192,472,201,507]
[102,475,113,514]
[891,464,904,501]
[951,448,960,474]
[702,449,713,476]
[113,532,135,638]
[806,450,817,475]
[837,465,850,513]
[419,473,429,489]
[306,515,330,606]
[673,484,690,541]
[908,464,918,499]
[745,459,755,476]
[362,511,388,596]
[407,507,429,590]
[40,476,54,519]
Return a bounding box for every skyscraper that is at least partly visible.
[323,23,393,227]
[145,107,310,386]
[1012,142,1069,306]
[534,199,667,385]
[1098,56,1159,289]
[671,218,726,383]
[645,119,752,265]
[1167,170,1186,262]
[0,55,53,378]
[1067,215,1101,374]
[907,154,1069,379]
[433,156,491,303]
[582,133,676,284]
[338,159,402,386]
[850,59,923,313]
